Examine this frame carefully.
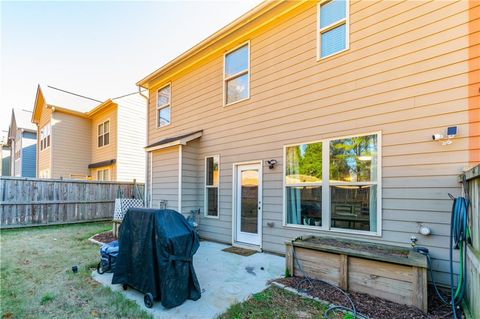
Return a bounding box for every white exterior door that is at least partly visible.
[235,163,262,247]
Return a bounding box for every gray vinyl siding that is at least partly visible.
[51,112,91,179]
[181,140,201,215]
[146,0,478,285]
[151,147,179,211]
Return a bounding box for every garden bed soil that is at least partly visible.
[300,237,410,258]
[91,231,117,244]
[275,277,460,319]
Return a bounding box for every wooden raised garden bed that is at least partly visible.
[285,236,428,312]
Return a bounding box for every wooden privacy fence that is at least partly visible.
[462,165,480,319]
[0,177,145,228]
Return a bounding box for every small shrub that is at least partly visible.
[40,293,55,305]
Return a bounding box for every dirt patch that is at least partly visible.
[300,237,409,258]
[275,277,460,319]
[91,231,117,244]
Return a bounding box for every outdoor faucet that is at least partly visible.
[410,235,418,248]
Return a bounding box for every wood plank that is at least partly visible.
[339,254,348,290]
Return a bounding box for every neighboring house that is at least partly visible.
[7,108,37,177]
[0,134,11,176]
[31,85,146,182]
[137,0,479,284]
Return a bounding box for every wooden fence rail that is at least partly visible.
[0,177,144,228]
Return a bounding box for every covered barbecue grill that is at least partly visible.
[112,208,201,308]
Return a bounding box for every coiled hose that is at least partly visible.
[449,196,469,319]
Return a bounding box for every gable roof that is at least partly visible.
[8,108,36,141]
[137,1,304,89]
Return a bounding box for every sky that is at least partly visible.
[0,0,263,134]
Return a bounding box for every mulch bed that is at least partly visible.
[275,277,461,319]
[91,231,117,244]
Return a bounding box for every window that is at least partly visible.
[157,84,171,128]
[224,43,249,105]
[39,169,50,179]
[205,156,219,217]
[97,169,110,181]
[285,132,380,234]
[40,122,51,151]
[318,0,349,59]
[97,120,110,147]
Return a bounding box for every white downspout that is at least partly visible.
[178,144,182,213]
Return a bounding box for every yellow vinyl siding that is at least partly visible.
[145,0,478,283]
[37,103,52,176]
[51,112,91,179]
[90,103,117,164]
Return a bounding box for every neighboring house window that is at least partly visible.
[97,120,110,147]
[97,169,110,181]
[224,43,249,105]
[40,123,51,151]
[285,132,380,234]
[157,84,171,128]
[205,155,219,217]
[318,0,349,59]
[39,169,50,179]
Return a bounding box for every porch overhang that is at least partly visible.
[145,130,203,152]
[88,159,116,169]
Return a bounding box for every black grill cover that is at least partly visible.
[112,208,201,308]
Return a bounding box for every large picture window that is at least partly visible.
[318,0,349,59]
[285,133,380,234]
[205,155,219,217]
[157,84,171,128]
[224,43,249,105]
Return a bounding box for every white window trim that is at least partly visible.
[223,41,251,107]
[316,0,350,61]
[156,82,172,129]
[204,155,220,219]
[40,122,51,152]
[282,131,382,237]
[97,119,110,149]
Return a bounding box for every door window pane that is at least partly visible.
[330,134,377,182]
[286,143,322,184]
[226,73,249,105]
[286,186,322,226]
[330,185,376,232]
[240,170,258,234]
[225,45,248,77]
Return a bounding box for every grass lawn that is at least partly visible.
[218,285,329,319]
[0,222,151,319]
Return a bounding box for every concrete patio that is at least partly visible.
[92,241,285,319]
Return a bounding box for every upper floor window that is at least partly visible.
[224,43,249,105]
[98,120,110,147]
[40,122,51,151]
[157,84,171,128]
[205,155,219,217]
[318,0,349,59]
